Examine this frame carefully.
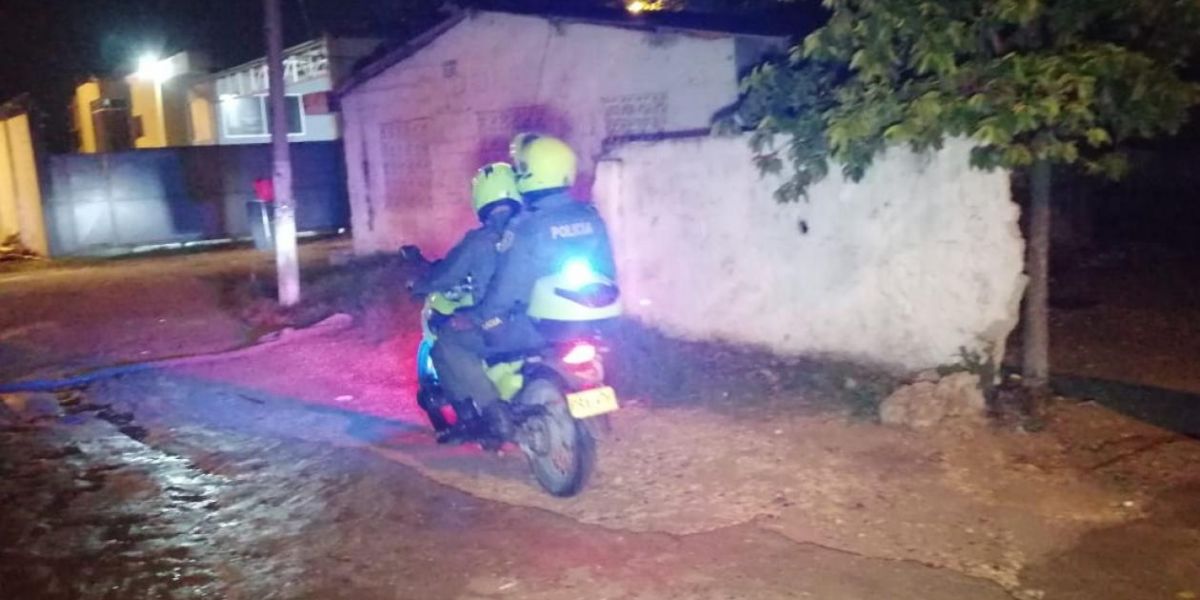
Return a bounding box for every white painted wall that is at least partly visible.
[594,135,1026,371]
[341,11,780,256]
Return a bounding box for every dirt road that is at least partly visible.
[2,248,1197,599]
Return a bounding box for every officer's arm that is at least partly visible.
[471,226,540,328]
[412,229,487,295]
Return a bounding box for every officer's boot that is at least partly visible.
[436,400,489,445]
[478,403,515,452]
[417,385,451,433]
[484,403,515,440]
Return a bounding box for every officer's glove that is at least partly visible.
[427,312,451,333]
[445,312,475,332]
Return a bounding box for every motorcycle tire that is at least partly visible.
[517,378,596,497]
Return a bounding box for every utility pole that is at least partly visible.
[265,0,300,306]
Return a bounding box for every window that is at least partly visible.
[223,96,266,137]
[266,96,303,135]
[221,95,304,137]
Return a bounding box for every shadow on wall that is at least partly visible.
[167,151,226,238]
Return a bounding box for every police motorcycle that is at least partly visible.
[408,247,622,497]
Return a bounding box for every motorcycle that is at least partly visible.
[406,248,622,497]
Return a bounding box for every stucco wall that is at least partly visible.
[594,135,1026,371]
[341,11,780,257]
[0,113,49,255]
[129,79,166,149]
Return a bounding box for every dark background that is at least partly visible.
[0,0,788,151]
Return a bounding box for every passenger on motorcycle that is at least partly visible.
[413,162,522,438]
[433,134,619,445]
[411,162,522,297]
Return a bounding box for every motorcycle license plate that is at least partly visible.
[566,386,619,419]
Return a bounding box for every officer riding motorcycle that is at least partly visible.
[431,134,620,444]
[411,162,522,438]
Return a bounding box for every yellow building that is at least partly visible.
[72,78,132,153]
[73,80,102,154]
[72,52,211,152]
[0,100,49,255]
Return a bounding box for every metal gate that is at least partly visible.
[42,142,349,255]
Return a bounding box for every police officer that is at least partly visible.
[415,162,521,439]
[433,134,618,444]
[411,162,522,297]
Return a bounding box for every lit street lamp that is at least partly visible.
[135,54,173,82]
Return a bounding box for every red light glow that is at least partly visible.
[562,343,598,365]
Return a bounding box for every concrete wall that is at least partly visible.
[341,12,781,256]
[593,135,1026,371]
[42,142,349,256]
[129,79,166,149]
[73,81,102,154]
[72,78,133,153]
[0,113,49,254]
[162,75,208,147]
[188,88,217,145]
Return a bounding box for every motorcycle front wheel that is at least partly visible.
[517,379,595,497]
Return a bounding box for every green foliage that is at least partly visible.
[730,59,840,200]
[736,0,1200,201]
[936,345,998,390]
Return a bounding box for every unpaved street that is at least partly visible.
[2,246,1198,599]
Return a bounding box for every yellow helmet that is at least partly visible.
[509,133,577,194]
[471,162,522,220]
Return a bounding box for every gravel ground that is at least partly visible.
[1,245,1198,599]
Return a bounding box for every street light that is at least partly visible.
[136,54,173,82]
[625,1,665,14]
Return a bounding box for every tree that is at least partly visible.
[736,0,1200,399]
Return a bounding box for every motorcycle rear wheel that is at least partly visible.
[518,379,595,497]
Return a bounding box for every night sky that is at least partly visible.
[0,0,792,150]
[1,0,1192,154]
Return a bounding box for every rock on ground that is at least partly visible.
[879,371,987,428]
[1,393,64,422]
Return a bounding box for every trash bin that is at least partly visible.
[249,177,276,251]
[247,199,275,251]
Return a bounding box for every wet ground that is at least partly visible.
[0,388,1020,600]
[0,244,318,382]
[2,244,1199,599]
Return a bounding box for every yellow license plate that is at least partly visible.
[566,386,620,419]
